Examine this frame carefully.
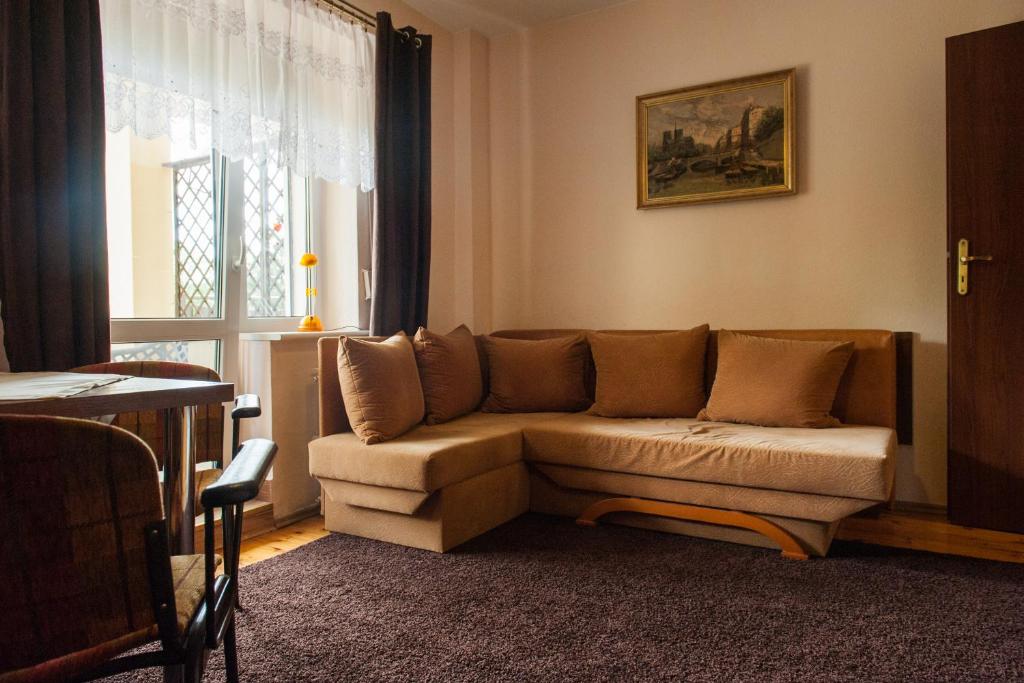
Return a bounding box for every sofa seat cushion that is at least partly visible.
[310,412,564,492]
[522,414,895,501]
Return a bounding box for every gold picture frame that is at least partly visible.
[637,68,796,208]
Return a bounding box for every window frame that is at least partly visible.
[108,151,317,381]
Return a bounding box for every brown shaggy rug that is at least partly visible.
[118,513,1024,682]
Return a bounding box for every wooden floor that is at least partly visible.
[194,500,276,553]
[836,508,1024,563]
[237,509,1024,567]
[239,515,329,567]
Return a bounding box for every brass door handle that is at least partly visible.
[957,238,993,295]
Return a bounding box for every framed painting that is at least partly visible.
[637,68,796,208]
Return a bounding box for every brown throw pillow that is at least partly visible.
[481,335,591,413]
[588,326,709,418]
[698,331,854,428]
[337,332,425,444]
[413,324,484,425]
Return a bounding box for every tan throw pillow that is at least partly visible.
[588,326,709,418]
[698,330,854,428]
[412,324,484,425]
[337,332,425,444]
[481,335,591,413]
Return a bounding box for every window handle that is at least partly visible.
[361,268,372,300]
[231,235,245,271]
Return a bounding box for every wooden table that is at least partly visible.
[0,376,234,554]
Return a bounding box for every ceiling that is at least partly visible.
[404,0,631,36]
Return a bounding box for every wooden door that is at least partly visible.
[947,20,1024,532]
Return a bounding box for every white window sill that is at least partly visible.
[238,328,368,342]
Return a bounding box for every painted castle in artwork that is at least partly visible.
[647,100,786,197]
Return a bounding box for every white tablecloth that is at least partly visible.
[0,372,129,400]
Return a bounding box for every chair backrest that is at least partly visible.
[72,361,225,466]
[0,416,164,677]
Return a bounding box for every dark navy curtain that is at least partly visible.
[0,0,111,370]
[370,11,432,336]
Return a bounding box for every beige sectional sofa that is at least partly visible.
[309,329,899,559]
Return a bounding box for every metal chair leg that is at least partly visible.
[224,619,240,683]
[232,503,244,610]
[163,664,185,683]
[183,661,200,683]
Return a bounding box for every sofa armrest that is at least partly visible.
[317,336,350,437]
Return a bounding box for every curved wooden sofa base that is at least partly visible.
[576,497,810,560]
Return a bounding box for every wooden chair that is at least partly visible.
[0,413,277,683]
[71,361,260,509]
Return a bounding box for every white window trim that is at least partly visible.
[110,153,371,388]
[110,153,314,385]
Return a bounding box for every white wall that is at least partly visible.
[453,29,493,333]
[487,0,1024,506]
[318,180,362,328]
[104,130,176,319]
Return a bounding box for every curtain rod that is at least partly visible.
[317,0,376,28]
[315,0,424,46]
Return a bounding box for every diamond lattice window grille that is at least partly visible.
[173,160,219,318]
[243,159,292,317]
[112,341,189,363]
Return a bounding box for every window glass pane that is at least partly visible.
[111,340,220,374]
[243,158,309,317]
[173,159,220,317]
[105,128,222,319]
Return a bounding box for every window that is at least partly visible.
[171,156,221,318]
[242,159,310,318]
[105,128,365,381]
[111,340,220,368]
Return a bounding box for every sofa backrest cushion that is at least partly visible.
[337,332,425,444]
[480,334,591,413]
[491,329,898,430]
[588,326,709,418]
[318,329,898,436]
[697,331,855,428]
[413,324,484,425]
[705,330,896,429]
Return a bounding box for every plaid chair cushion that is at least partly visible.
[171,554,222,633]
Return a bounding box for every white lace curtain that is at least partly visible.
[101,0,376,190]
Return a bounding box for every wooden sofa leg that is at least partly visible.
[576,497,810,560]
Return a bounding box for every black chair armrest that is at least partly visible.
[229,394,262,458]
[231,394,261,421]
[200,438,277,509]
